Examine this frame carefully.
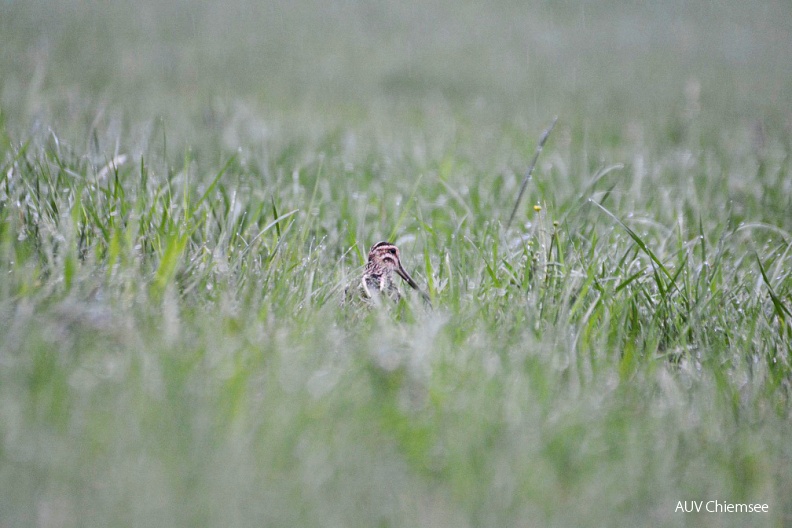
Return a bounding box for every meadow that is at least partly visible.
[1,0,791,526]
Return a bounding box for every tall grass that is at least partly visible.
[2,0,792,526]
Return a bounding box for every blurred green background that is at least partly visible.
[3,0,790,137]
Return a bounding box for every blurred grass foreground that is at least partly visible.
[1,0,792,526]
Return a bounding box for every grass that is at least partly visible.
[1,0,792,526]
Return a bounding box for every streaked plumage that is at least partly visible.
[347,241,430,305]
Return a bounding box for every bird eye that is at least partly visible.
[389,248,396,254]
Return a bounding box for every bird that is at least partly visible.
[349,241,431,305]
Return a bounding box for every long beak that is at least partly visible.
[396,264,432,304]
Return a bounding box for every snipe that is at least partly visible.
[350,241,430,305]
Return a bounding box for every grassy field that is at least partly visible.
[2,0,792,526]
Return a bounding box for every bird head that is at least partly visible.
[367,241,420,291]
